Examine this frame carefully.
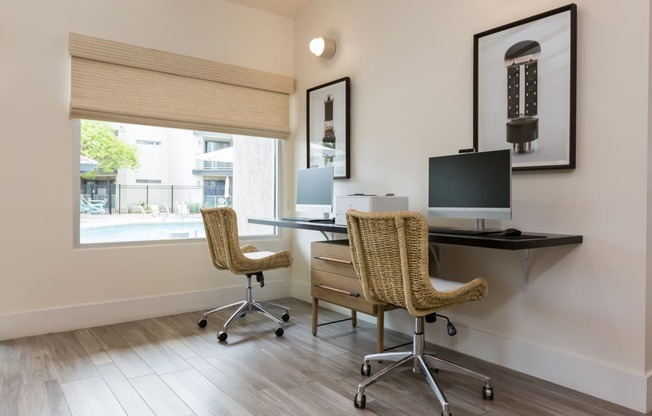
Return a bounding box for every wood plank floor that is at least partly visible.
[0,298,648,416]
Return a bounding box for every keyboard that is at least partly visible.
[490,233,547,240]
[280,217,335,223]
[428,226,547,239]
[428,226,494,236]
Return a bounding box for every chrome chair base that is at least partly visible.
[354,317,493,416]
[197,274,289,342]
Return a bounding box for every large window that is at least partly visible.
[78,120,278,245]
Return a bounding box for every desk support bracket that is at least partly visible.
[430,243,531,291]
[517,249,530,291]
[428,243,441,278]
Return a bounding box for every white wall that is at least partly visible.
[0,0,295,337]
[2,0,652,412]
[291,0,652,412]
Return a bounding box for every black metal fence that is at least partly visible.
[81,183,231,214]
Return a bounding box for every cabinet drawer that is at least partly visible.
[311,270,375,315]
[311,240,357,278]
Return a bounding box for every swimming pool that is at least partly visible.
[80,221,206,244]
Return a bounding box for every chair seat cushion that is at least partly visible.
[244,251,276,260]
[429,277,466,293]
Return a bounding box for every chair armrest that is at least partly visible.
[240,244,258,254]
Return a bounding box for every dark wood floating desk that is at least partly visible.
[248,217,583,290]
[248,217,581,249]
[249,217,582,350]
[248,217,348,235]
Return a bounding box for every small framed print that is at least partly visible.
[307,77,350,179]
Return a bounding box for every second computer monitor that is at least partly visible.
[296,165,334,214]
[428,149,512,226]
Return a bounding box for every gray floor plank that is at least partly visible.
[23,379,73,416]
[112,321,191,375]
[161,367,253,416]
[0,340,30,416]
[40,332,99,384]
[97,362,155,416]
[137,319,199,360]
[13,336,57,386]
[203,351,276,392]
[73,328,113,366]
[61,377,127,416]
[150,315,224,359]
[129,373,194,416]
[184,355,251,402]
[90,325,154,379]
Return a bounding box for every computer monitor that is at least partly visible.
[428,149,512,230]
[296,165,334,215]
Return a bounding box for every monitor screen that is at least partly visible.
[428,149,512,222]
[296,166,334,213]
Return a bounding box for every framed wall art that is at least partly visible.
[474,4,577,170]
[307,77,350,179]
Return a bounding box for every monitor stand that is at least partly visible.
[475,219,500,233]
[281,211,334,223]
[309,212,335,223]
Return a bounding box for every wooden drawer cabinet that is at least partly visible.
[311,239,396,353]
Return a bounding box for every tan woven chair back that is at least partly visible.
[201,207,240,271]
[346,209,487,317]
[201,207,293,275]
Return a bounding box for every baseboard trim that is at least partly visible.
[440,326,649,413]
[0,280,289,341]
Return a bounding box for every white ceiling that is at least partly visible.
[223,0,309,18]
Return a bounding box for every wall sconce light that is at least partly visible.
[309,37,336,59]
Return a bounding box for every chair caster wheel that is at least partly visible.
[361,362,370,376]
[217,331,228,342]
[482,385,494,400]
[353,393,366,409]
[274,327,284,337]
[197,318,207,328]
[281,312,290,322]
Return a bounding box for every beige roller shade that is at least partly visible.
[69,33,294,139]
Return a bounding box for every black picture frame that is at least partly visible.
[474,4,577,170]
[307,77,350,179]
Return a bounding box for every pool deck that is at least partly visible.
[80,212,203,230]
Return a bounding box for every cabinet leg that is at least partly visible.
[376,306,385,353]
[351,310,357,327]
[312,297,318,336]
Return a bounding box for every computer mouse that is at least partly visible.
[504,228,522,237]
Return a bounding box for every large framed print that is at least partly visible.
[474,4,577,170]
[307,77,350,179]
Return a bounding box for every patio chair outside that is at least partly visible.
[80,197,106,214]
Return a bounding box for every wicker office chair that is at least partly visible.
[198,207,292,342]
[346,209,493,416]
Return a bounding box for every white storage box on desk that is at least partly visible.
[335,195,409,225]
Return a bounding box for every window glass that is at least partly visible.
[79,120,277,244]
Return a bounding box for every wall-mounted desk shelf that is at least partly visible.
[426,231,583,291]
[248,218,583,291]
[249,217,346,240]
